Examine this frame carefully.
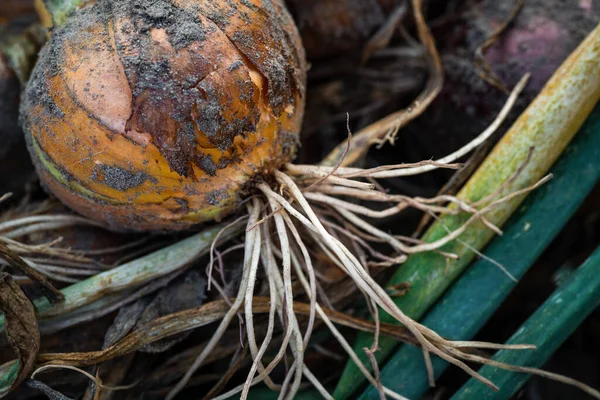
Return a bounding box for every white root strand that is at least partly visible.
[286,73,529,180]
[166,208,260,400]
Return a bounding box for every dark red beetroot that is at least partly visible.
[394,0,600,166]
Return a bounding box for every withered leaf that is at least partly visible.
[39,298,417,368]
[103,270,207,353]
[103,296,150,349]
[138,270,207,353]
[0,273,40,389]
[0,242,64,304]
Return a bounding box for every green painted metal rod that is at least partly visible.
[336,23,600,399]
[452,245,600,400]
[246,388,322,400]
[360,104,600,399]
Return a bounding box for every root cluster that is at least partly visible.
[3,69,586,400]
[165,149,548,400]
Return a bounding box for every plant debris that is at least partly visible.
[0,1,599,399]
[0,273,40,390]
[0,242,63,304]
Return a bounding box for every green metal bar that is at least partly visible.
[360,104,600,399]
[246,388,322,400]
[335,23,600,399]
[452,245,600,400]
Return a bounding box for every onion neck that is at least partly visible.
[34,0,90,28]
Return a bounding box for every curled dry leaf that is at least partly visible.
[0,273,40,390]
[0,242,64,304]
[104,270,207,353]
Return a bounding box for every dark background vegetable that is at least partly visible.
[398,0,600,164]
[0,3,45,198]
[285,0,401,59]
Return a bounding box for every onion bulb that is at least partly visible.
[22,0,307,231]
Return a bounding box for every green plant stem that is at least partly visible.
[360,103,600,399]
[1,24,46,85]
[39,0,86,27]
[335,22,600,399]
[452,245,600,400]
[0,224,240,392]
[0,224,232,331]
